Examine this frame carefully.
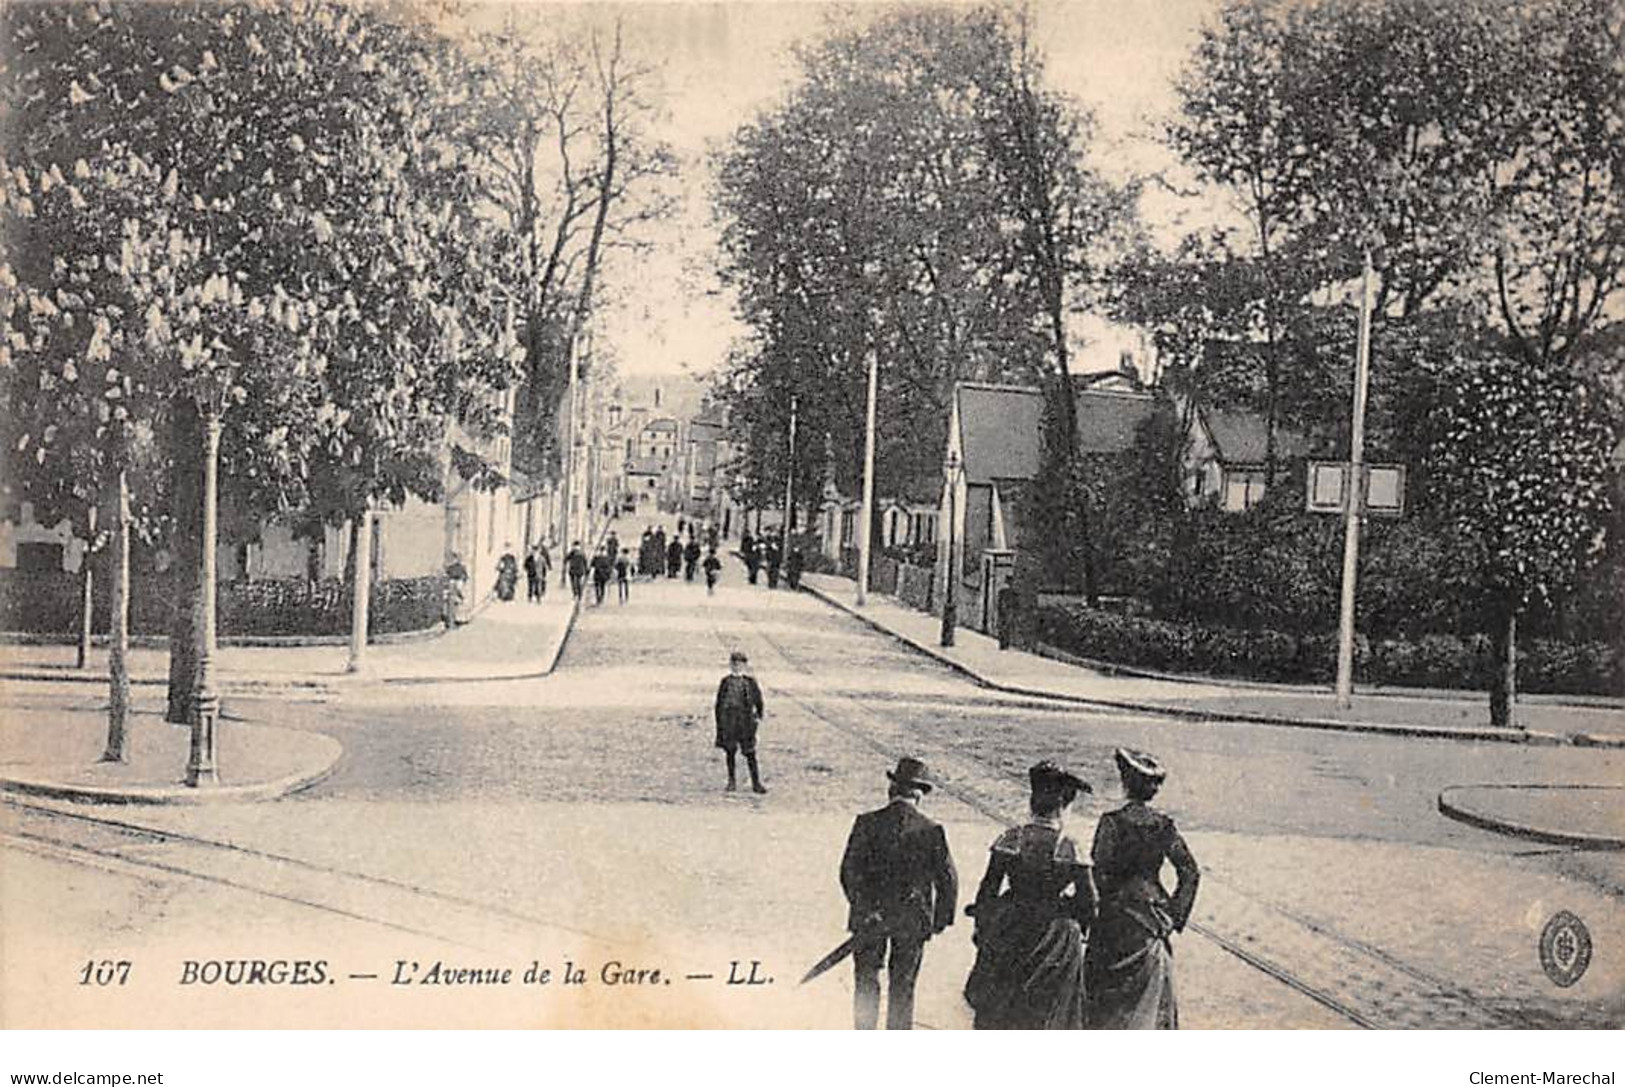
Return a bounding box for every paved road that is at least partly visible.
[4,539,1621,1028]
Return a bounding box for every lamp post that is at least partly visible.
[940,448,960,648]
[187,399,225,787]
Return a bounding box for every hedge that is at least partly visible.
[0,568,448,639]
[1034,601,1623,696]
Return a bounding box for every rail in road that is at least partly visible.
[0,798,608,955]
[704,594,1521,1031]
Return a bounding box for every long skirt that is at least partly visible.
[964,907,1086,1030]
[1084,908,1177,1029]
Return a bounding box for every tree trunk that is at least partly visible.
[347,509,372,674]
[166,400,202,724]
[76,501,97,671]
[102,469,131,763]
[1488,604,1519,730]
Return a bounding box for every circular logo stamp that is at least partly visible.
[1539,911,1592,988]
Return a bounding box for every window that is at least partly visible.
[1224,469,1267,511]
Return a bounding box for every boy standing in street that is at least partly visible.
[703,547,722,595]
[714,650,766,794]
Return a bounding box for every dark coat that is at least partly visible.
[713,674,763,749]
[565,549,588,578]
[840,800,958,940]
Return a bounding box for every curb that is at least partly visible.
[1,600,584,692]
[378,596,581,686]
[802,582,1568,747]
[0,732,343,806]
[1437,785,1625,850]
[1026,642,1625,712]
[1573,732,1625,749]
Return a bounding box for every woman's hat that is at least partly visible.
[1029,760,1091,796]
[1114,748,1166,782]
[887,756,936,793]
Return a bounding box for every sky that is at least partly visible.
[482,1,1224,379]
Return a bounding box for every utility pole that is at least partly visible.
[1335,248,1376,709]
[940,449,960,647]
[856,349,879,606]
[781,394,799,553]
[558,332,581,583]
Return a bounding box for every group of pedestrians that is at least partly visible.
[633,520,726,594]
[739,529,802,590]
[706,642,1200,1031]
[840,749,1200,1031]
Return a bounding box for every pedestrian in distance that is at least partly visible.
[703,547,722,595]
[839,757,957,1030]
[666,536,683,578]
[963,761,1095,1029]
[742,533,761,585]
[443,552,468,628]
[639,528,657,581]
[765,538,782,589]
[652,527,667,578]
[523,547,540,603]
[495,545,519,602]
[1085,748,1200,1029]
[606,530,620,566]
[683,536,701,582]
[713,650,766,794]
[615,551,631,604]
[565,541,588,602]
[784,545,804,590]
[533,542,551,600]
[590,546,613,606]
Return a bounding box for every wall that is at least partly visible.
[0,504,88,573]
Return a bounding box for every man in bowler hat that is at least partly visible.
[839,757,958,1030]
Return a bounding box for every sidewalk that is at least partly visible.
[799,572,1625,748]
[0,593,579,692]
[0,698,341,804]
[1438,784,1625,849]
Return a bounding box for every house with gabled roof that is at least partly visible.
[940,378,1158,631]
[1185,405,1313,512]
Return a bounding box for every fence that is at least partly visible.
[0,568,448,639]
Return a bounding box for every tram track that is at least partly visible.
[707,589,1520,1030]
[0,795,613,955]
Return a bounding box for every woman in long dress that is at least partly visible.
[963,761,1096,1029]
[1085,748,1200,1029]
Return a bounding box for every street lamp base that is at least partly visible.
[940,606,957,648]
[186,690,220,788]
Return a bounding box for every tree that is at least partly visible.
[466,14,678,494]
[1143,0,1623,723]
[2,1,527,757]
[1431,355,1616,727]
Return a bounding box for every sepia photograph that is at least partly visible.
[0,0,1621,1057]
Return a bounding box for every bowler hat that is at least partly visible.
[1114,748,1166,783]
[1029,760,1091,797]
[887,756,936,794]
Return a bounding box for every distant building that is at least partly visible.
[1184,405,1312,512]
